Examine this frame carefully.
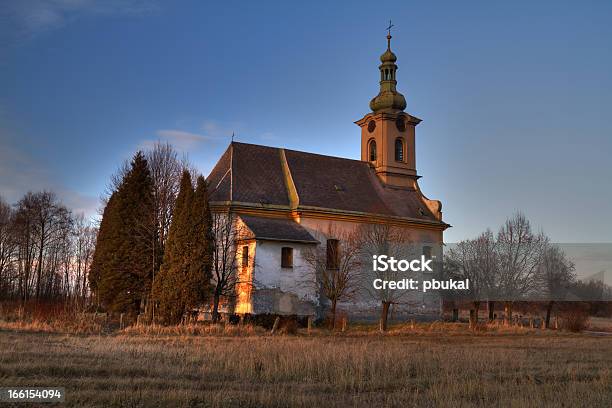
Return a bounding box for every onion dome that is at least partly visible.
[369,33,407,113]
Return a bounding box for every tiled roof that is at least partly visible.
[239,215,318,244]
[208,142,443,224]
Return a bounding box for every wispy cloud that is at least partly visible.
[3,0,160,40]
[141,119,239,152]
[201,119,240,140]
[147,129,213,150]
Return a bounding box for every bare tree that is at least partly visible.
[302,225,363,329]
[536,244,575,328]
[0,192,102,303]
[496,212,548,324]
[445,230,498,328]
[12,192,72,301]
[357,223,414,331]
[146,142,184,249]
[0,196,17,299]
[210,212,245,322]
[73,214,97,302]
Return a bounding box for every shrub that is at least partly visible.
[278,318,299,335]
[559,309,590,332]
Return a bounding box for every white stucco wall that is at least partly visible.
[232,215,444,320]
[298,216,443,320]
[249,240,319,316]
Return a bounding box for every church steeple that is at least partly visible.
[355,25,421,189]
[369,28,407,113]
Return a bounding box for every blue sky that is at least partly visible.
[1,0,611,243]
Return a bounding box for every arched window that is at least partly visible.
[395,138,404,162]
[368,139,377,162]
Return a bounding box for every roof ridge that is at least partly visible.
[229,143,234,202]
[279,148,300,210]
[230,141,368,165]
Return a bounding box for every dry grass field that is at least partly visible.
[1,322,611,408]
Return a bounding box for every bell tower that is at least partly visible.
[355,28,422,189]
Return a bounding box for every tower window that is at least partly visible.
[326,239,339,270]
[395,138,404,162]
[368,139,377,162]
[281,247,293,268]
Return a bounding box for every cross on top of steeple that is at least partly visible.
[386,20,394,36]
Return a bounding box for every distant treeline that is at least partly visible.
[443,213,612,327]
[0,191,97,302]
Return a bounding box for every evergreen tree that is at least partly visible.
[153,172,213,324]
[89,192,118,301]
[187,175,213,308]
[153,170,194,323]
[92,152,156,313]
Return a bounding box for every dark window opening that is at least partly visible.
[422,246,432,259]
[241,246,249,268]
[281,247,293,268]
[326,239,339,270]
[369,139,377,161]
[395,138,404,162]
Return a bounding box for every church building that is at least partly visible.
[206,32,449,320]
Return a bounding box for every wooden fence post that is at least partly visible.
[307,316,312,335]
[120,313,124,330]
[341,317,347,332]
[271,316,280,334]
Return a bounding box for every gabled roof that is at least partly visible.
[239,215,318,244]
[208,142,445,225]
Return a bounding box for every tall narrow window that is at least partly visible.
[241,246,249,268]
[281,247,293,268]
[422,246,432,259]
[326,239,339,270]
[368,139,377,162]
[395,138,404,162]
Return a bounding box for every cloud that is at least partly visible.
[200,119,240,139]
[156,129,210,147]
[3,0,160,40]
[140,119,240,152]
[139,128,218,152]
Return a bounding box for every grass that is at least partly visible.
[1,321,611,407]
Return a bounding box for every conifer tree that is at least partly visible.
[89,192,118,302]
[187,175,213,308]
[91,152,156,313]
[153,173,213,324]
[153,170,194,323]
